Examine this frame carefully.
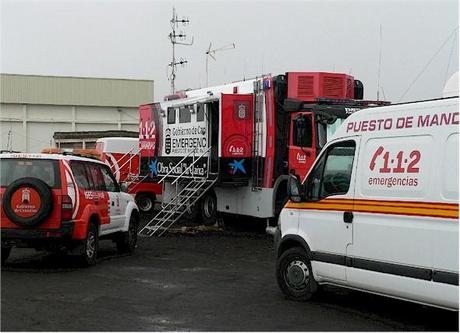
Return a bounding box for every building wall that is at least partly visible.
[0,74,153,152]
[0,103,139,152]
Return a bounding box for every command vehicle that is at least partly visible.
[137,71,389,236]
[95,137,162,213]
[275,96,459,310]
[1,151,139,265]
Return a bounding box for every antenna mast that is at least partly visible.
[205,42,236,86]
[377,24,383,101]
[168,7,193,94]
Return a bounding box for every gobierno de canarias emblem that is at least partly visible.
[10,187,42,218]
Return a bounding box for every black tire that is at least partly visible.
[79,222,98,266]
[136,193,156,213]
[1,247,12,265]
[276,246,317,301]
[116,215,139,254]
[2,177,53,227]
[199,190,217,226]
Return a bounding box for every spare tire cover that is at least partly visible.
[2,177,54,227]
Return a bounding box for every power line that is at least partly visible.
[398,27,459,102]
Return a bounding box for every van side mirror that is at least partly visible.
[287,175,304,203]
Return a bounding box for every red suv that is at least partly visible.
[1,152,139,265]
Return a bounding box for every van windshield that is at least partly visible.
[0,159,60,188]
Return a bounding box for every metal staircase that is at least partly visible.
[138,146,218,237]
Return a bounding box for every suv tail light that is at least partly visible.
[61,195,73,221]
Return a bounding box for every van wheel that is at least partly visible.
[116,215,138,254]
[200,191,217,226]
[136,193,155,213]
[1,247,12,265]
[79,222,98,266]
[276,247,317,301]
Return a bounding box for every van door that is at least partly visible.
[346,134,446,302]
[299,138,359,281]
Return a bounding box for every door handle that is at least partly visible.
[343,211,353,223]
[94,201,99,205]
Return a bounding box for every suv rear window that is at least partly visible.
[0,159,61,188]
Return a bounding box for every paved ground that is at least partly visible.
[1,225,458,331]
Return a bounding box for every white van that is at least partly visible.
[275,97,459,311]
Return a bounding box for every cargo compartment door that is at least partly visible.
[220,94,254,183]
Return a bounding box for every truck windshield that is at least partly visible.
[0,159,60,188]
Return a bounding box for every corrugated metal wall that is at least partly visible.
[0,74,154,107]
[0,74,154,152]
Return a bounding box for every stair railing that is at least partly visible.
[158,147,199,184]
[171,146,212,185]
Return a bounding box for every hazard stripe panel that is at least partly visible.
[285,198,459,219]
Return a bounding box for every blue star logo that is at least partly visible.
[149,159,158,176]
[229,159,246,175]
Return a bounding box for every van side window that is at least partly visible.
[293,115,312,147]
[305,140,356,200]
[196,104,205,122]
[167,107,176,124]
[179,106,191,123]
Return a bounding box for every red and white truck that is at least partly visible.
[95,137,162,213]
[137,71,389,236]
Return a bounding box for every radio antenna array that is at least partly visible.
[205,42,236,86]
[168,7,193,94]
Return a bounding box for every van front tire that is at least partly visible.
[276,246,317,301]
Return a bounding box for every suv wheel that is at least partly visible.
[276,247,317,301]
[116,215,138,254]
[1,247,12,265]
[79,222,98,266]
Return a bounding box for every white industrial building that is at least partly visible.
[0,74,154,152]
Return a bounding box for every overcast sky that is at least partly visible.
[1,0,458,103]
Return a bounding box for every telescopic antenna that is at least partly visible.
[168,7,193,94]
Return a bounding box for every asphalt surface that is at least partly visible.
[1,222,459,331]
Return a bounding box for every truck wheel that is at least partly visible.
[1,247,12,265]
[136,193,155,213]
[276,247,317,301]
[79,222,98,266]
[116,215,138,254]
[200,191,217,226]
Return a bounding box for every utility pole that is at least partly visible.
[168,7,193,94]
